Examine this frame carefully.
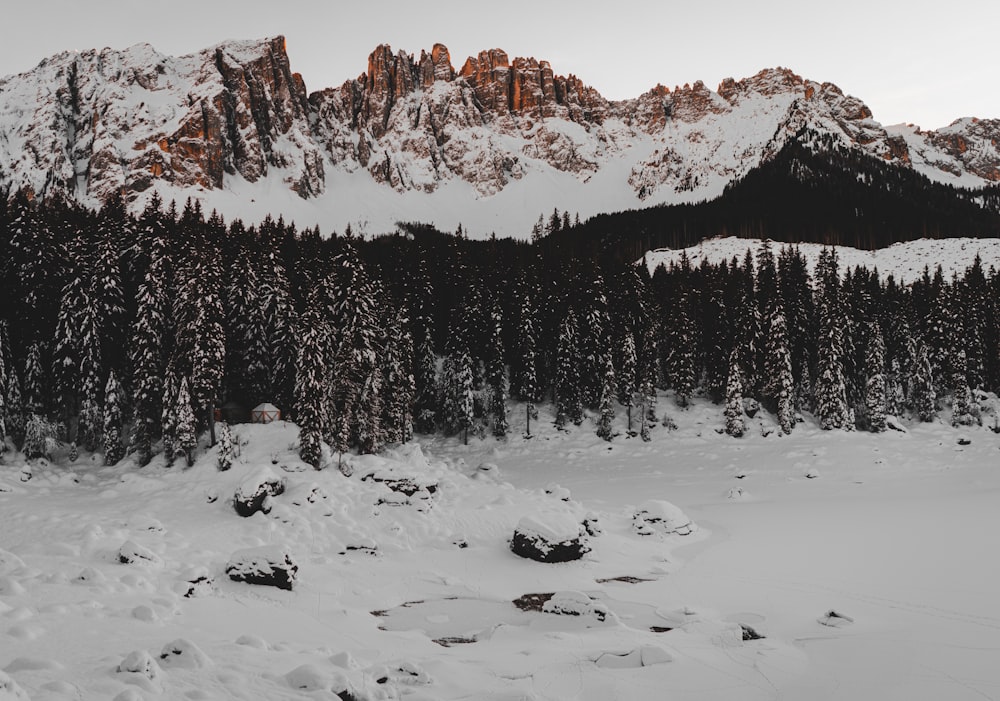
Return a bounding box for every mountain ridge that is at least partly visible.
[1,36,998,236]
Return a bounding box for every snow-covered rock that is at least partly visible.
[542,591,611,622]
[225,546,298,590]
[633,500,696,536]
[510,514,591,563]
[233,468,285,517]
[158,638,212,669]
[117,540,162,566]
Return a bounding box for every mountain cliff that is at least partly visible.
[1,36,997,235]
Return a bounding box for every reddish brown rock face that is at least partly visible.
[0,38,997,212]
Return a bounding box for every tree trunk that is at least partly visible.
[525,403,532,438]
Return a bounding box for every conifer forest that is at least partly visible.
[0,190,997,470]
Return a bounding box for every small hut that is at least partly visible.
[251,403,281,424]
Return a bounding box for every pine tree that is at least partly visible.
[864,322,887,433]
[295,306,329,469]
[161,370,179,464]
[130,228,169,466]
[23,413,61,460]
[412,325,438,433]
[517,288,540,438]
[217,421,235,471]
[595,352,617,441]
[763,303,795,434]
[5,368,25,449]
[175,377,197,467]
[724,349,746,438]
[555,309,584,428]
[0,349,7,455]
[910,342,937,422]
[23,342,46,416]
[950,350,977,427]
[814,247,850,430]
[485,303,509,438]
[102,369,124,465]
[615,330,637,433]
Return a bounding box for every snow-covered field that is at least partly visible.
[2,397,999,700]
[644,235,1000,284]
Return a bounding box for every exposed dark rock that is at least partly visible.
[233,469,285,517]
[226,546,298,590]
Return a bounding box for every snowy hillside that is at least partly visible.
[644,235,1000,283]
[2,396,999,700]
[0,37,998,237]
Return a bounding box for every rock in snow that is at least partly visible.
[233,468,285,517]
[117,540,163,566]
[632,500,696,536]
[510,514,591,563]
[226,546,298,590]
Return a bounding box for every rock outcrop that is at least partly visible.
[1,38,997,230]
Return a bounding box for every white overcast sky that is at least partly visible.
[2,0,997,130]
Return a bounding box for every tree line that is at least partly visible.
[0,191,996,469]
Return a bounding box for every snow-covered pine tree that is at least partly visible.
[950,350,977,427]
[77,301,103,452]
[217,421,234,471]
[724,349,746,438]
[130,226,169,466]
[909,342,937,422]
[885,357,906,417]
[864,322,887,433]
[5,366,25,449]
[485,302,509,438]
[23,413,61,460]
[595,351,616,441]
[295,304,329,469]
[51,273,88,416]
[382,308,415,444]
[92,223,127,375]
[814,247,850,430]
[555,308,584,428]
[615,330,637,433]
[412,325,438,433]
[665,291,697,407]
[454,350,475,444]
[175,377,197,467]
[102,369,124,465]
[161,369,179,464]
[517,288,540,438]
[763,304,795,434]
[23,342,46,416]
[0,348,6,455]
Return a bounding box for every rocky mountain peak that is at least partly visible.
[0,38,997,235]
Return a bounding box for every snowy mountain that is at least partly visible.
[643,236,1000,284]
[1,36,999,235]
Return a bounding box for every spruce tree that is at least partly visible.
[615,330,637,433]
[175,377,197,467]
[555,309,584,428]
[724,349,746,438]
[217,421,235,471]
[950,350,977,427]
[910,343,937,422]
[0,350,6,455]
[517,289,540,438]
[102,370,124,465]
[864,322,887,433]
[485,303,509,439]
[595,352,616,441]
[814,248,850,430]
[763,303,795,433]
[295,307,328,469]
[5,368,25,449]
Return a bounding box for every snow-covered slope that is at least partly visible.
[644,236,1000,284]
[1,37,998,236]
[2,395,999,700]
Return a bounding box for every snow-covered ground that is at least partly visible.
[644,235,1000,284]
[2,397,999,700]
